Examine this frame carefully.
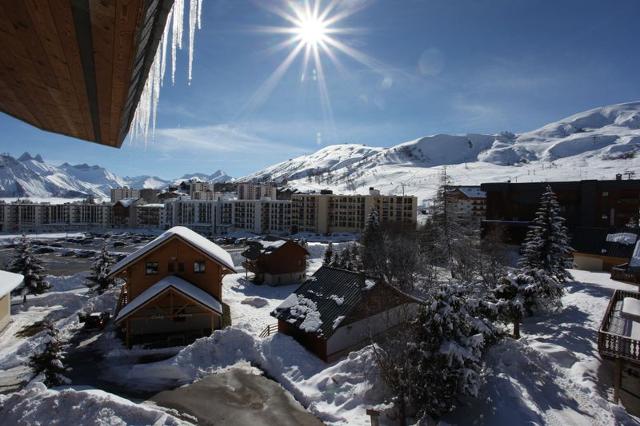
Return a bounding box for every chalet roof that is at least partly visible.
[110,226,236,276]
[241,240,307,261]
[114,275,222,324]
[0,270,24,298]
[115,198,141,208]
[271,266,421,338]
[272,267,366,338]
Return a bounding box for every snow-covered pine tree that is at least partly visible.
[361,208,387,279]
[323,242,334,266]
[87,244,115,294]
[7,235,49,303]
[405,282,490,418]
[348,243,362,271]
[494,272,528,338]
[519,185,573,284]
[28,321,69,387]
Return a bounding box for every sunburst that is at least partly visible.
[246,0,377,122]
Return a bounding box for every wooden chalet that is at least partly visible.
[242,240,308,285]
[0,0,173,147]
[598,289,640,413]
[110,226,236,347]
[271,266,422,362]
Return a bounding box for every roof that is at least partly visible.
[139,204,165,208]
[272,267,366,337]
[447,186,486,199]
[242,240,307,260]
[115,275,222,323]
[110,226,236,276]
[115,198,140,208]
[0,270,24,298]
[0,0,173,147]
[271,266,421,338]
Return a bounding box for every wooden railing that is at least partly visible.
[598,289,640,363]
[115,286,128,315]
[259,323,278,338]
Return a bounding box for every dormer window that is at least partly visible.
[145,262,159,275]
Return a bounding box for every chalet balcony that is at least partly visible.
[598,289,640,363]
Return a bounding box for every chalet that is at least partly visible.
[271,266,422,362]
[0,271,24,332]
[112,198,144,228]
[242,240,308,285]
[109,226,236,347]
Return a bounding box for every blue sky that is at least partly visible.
[1,0,639,179]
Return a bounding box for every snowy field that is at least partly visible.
[1,244,640,425]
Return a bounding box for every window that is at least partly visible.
[194,261,206,273]
[178,262,185,272]
[145,262,159,275]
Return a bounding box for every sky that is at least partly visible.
[1,0,639,179]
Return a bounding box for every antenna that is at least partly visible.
[624,171,636,180]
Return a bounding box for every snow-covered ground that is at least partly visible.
[2,250,640,425]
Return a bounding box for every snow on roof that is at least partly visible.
[606,233,638,245]
[116,198,139,208]
[456,186,486,199]
[115,275,222,323]
[0,270,23,297]
[110,226,235,275]
[139,203,164,208]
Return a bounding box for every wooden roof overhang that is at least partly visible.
[0,0,174,148]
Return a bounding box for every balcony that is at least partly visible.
[598,289,640,363]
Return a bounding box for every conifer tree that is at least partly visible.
[28,321,69,387]
[87,244,115,294]
[519,186,573,284]
[361,208,386,278]
[7,235,49,303]
[323,242,334,266]
[495,272,528,338]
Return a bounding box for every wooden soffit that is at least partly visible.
[0,0,174,147]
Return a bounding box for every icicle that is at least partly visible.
[188,0,199,84]
[171,0,184,85]
[129,0,203,145]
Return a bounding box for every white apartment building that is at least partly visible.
[0,201,112,232]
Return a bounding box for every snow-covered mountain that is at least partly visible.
[173,170,232,185]
[0,153,231,199]
[243,101,640,203]
[0,154,123,199]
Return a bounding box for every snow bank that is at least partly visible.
[0,383,185,425]
[121,327,384,425]
[606,233,638,245]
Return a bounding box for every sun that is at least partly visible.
[247,0,378,122]
[296,16,328,47]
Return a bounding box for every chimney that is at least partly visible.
[616,173,623,181]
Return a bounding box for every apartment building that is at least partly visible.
[164,198,293,235]
[444,185,486,226]
[237,182,278,200]
[291,188,418,234]
[111,187,140,203]
[0,201,112,232]
[136,204,165,228]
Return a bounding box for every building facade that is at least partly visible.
[444,185,486,226]
[237,182,278,200]
[111,187,140,203]
[291,188,417,234]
